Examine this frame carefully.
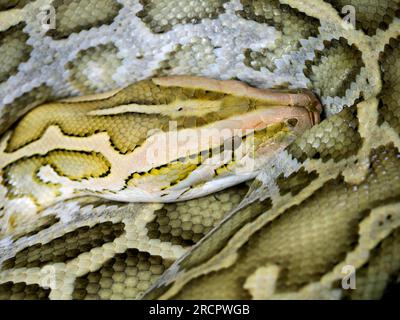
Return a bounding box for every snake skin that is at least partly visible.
[0,0,400,300]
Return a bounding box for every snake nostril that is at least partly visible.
[287,118,298,127]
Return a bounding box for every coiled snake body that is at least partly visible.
[0,0,399,300]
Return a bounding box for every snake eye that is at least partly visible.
[287,118,298,127]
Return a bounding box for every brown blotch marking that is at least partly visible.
[0,85,54,136]
[276,167,319,196]
[378,36,400,136]
[2,150,111,206]
[0,22,32,83]
[72,249,172,300]
[45,0,123,40]
[65,43,123,94]
[0,281,50,300]
[1,221,124,270]
[239,0,320,72]
[146,184,249,247]
[0,0,32,10]
[136,0,229,34]
[303,38,364,98]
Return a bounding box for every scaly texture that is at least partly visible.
[0,0,399,300]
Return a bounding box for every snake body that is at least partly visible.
[0,0,399,300]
